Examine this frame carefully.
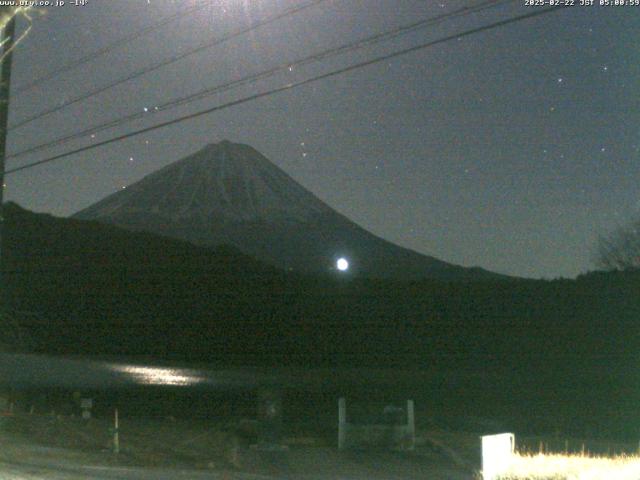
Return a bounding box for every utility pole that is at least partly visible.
[0,10,16,290]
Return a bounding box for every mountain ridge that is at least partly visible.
[74,140,504,280]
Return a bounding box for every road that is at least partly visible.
[0,436,474,479]
[0,461,266,479]
[0,456,472,480]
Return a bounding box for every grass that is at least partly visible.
[497,452,640,480]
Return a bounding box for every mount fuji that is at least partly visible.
[74,140,499,279]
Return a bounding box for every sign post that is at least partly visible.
[481,433,515,480]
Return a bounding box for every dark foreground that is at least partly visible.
[0,423,475,480]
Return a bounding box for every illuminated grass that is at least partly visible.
[499,452,640,480]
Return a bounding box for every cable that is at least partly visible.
[5,6,569,177]
[8,0,329,131]
[8,0,512,160]
[14,1,215,95]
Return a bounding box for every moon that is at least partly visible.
[336,257,349,271]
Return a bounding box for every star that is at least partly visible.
[600,147,606,152]
[557,77,563,83]
[602,65,608,72]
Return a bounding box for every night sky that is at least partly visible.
[3,0,639,279]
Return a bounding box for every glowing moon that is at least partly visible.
[336,257,349,271]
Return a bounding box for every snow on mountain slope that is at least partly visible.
[74,140,500,279]
[78,141,332,223]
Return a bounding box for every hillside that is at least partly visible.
[5,202,639,366]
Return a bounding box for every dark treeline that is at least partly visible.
[3,202,640,438]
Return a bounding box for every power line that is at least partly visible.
[14,1,215,95]
[8,0,329,131]
[5,5,568,177]
[8,0,512,161]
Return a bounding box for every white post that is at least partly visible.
[481,433,515,480]
[113,408,120,455]
[406,399,415,450]
[338,397,346,450]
